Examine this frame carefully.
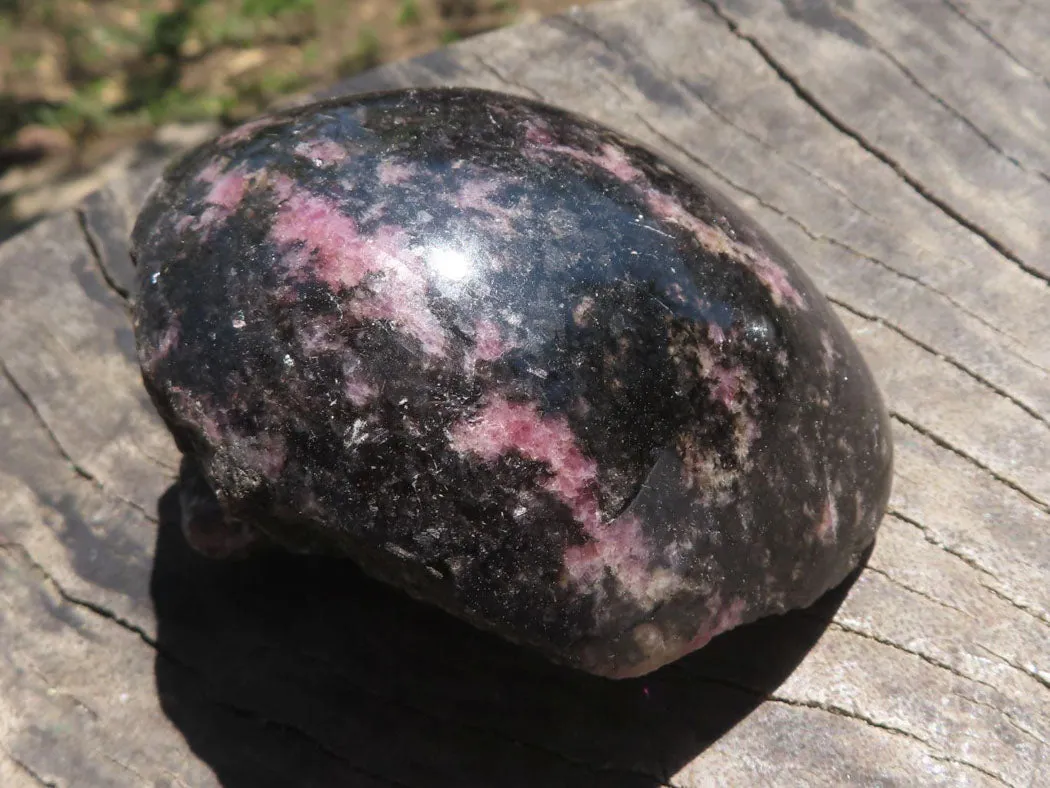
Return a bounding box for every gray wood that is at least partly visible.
[944,0,1050,91]
[1,0,1048,785]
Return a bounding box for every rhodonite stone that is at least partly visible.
[132,87,892,678]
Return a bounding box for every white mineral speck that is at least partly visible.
[284,354,294,367]
[232,311,246,329]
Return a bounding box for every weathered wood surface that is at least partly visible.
[2,0,1048,785]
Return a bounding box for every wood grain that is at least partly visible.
[1,0,1047,785]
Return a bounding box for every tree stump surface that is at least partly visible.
[1,1,1048,785]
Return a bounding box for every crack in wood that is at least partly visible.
[978,581,1050,629]
[681,139,1044,362]
[99,752,152,786]
[608,96,1049,377]
[828,619,1050,744]
[552,17,1048,374]
[229,714,417,788]
[976,644,1050,694]
[505,10,1050,377]
[555,11,883,225]
[860,563,976,620]
[0,541,160,651]
[696,0,1050,288]
[827,297,1050,425]
[847,9,1050,184]
[0,358,158,523]
[125,436,178,476]
[889,412,1050,512]
[1,746,58,788]
[2,5,1046,783]
[939,0,1050,91]
[928,755,1018,788]
[21,659,100,722]
[951,689,1049,747]
[830,620,995,689]
[886,509,1001,580]
[886,509,1050,628]
[686,135,1043,369]
[0,541,675,787]
[1,359,95,486]
[469,54,543,99]
[0,541,418,788]
[666,616,1029,783]
[767,695,1015,787]
[75,205,131,302]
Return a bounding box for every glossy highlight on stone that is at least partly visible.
[132,87,893,678]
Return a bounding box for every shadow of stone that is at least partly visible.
[152,485,862,788]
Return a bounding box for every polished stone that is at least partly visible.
[133,87,892,677]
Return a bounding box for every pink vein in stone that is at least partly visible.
[584,143,647,184]
[524,124,645,185]
[686,595,746,651]
[465,318,515,371]
[377,160,416,185]
[708,363,749,410]
[449,397,658,601]
[144,318,181,371]
[820,329,838,374]
[645,190,804,308]
[295,318,378,405]
[573,296,596,327]
[157,320,179,356]
[197,169,249,229]
[236,432,288,480]
[197,159,226,185]
[563,515,654,600]
[687,340,755,413]
[343,353,376,407]
[296,316,343,357]
[523,121,555,147]
[218,115,283,146]
[474,319,508,361]
[269,175,446,356]
[294,138,349,166]
[344,378,376,407]
[814,498,839,544]
[450,397,600,529]
[168,386,223,443]
[524,123,804,308]
[172,382,286,480]
[667,282,688,305]
[453,178,516,231]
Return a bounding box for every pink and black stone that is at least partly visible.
[132,87,892,678]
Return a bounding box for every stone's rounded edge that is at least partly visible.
[177,455,262,560]
[131,85,894,679]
